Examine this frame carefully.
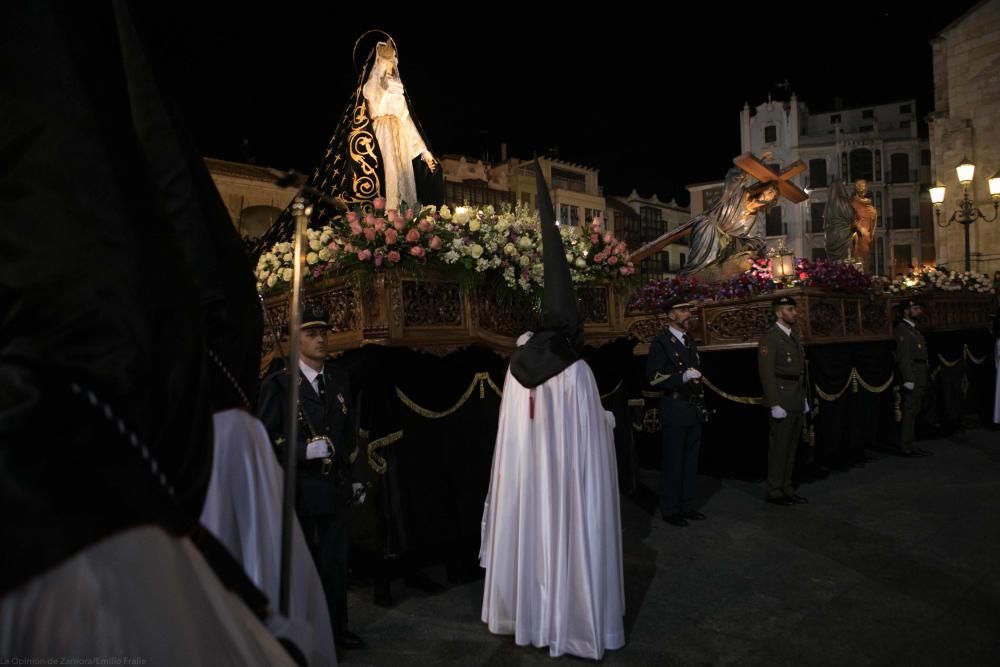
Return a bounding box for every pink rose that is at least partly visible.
[346,211,359,224]
[349,220,363,235]
[619,266,632,276]
[327,242,339,253]
[590,233,600,244]
[418,219,434,233]
[364,228,376,242]
[405,229,421,243]
[799,271,808,280]
[608,255,619,266]
[357,249,372,261]
[374,253,384,267]
[410,246,426,258]
[344,243,355,253]
[388,250,401,263]
[393,217,407,231]
[384,228,398,245]
[373,197,386,211]
[405,208,416,221]
[364,213,376,227]
[429,235,443,250]
[387,210,398,224]
[594,251,607,263]
[603,232,614,244]
[374,218,386,232]
[616,242,627,254]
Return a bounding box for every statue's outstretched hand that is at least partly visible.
[422,151,439,173]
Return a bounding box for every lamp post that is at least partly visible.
[929,157,1000,272]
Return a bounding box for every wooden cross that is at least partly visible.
[733,152,808,204]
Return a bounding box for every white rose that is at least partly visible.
[283,253,293,262]
[518,236,533,249]
[309,239,322,251]
[258,269,270,280]
[470,244,484,259]
[282,268,293,282]
[575,257,587,268]
[267,274,278,287]
[440,205,452,220]
[319,249,331,261]
[565,252,573,262]
[306,252,319,265]
[519,255,531,267]
[454,209,469,225]
[320,232,332,245]
[504,243,517,256]
[468,218,481,232]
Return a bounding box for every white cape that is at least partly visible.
[993,338,1000,424]
[0,526,295,665]
[480,360,625,660]
[200,409,337,667]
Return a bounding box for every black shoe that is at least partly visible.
[336,629,366,650]
[404,571,445,594]
[373,582,393,608]
[766,496,794,506]
[788,494,809,504]
[663,513,689,527]
[684,511,707,521]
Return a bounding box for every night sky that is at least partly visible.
[150,1,983,207]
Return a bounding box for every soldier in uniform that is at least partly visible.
[645,298,707,526]
[258,305,367,651]
[758,295,810,506]
[894,299,932,457]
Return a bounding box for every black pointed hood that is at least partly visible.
[509,161,582,388]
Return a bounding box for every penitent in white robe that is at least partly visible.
[0,526,296,666]
[200,409,337,667]
[480,360,625,660]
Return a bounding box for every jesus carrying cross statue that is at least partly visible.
[631,153,809,281]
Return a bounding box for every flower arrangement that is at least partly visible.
[255,198,636,298]
[887,266,994,294]
[627,275,709,312]
[634,257,877,311]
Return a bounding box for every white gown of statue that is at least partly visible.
[362,53,428,211]
[200,409,337,667]
[480,359,626,660]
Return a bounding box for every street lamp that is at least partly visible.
[930,156,1000,271]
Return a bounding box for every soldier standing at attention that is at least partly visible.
[758,295,810,506]
[895,299,932,457]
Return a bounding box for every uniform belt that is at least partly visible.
[775,372,801,381]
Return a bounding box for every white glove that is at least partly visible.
[771,405,788,419]
[803,398,811,414]
[682,368,702,383]
[903,382,915,391]
[604,410,616,430]
[352,482,367,505]
[306,439,332,460]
